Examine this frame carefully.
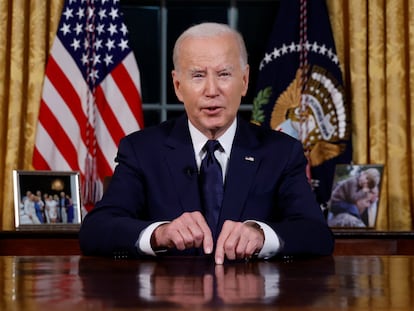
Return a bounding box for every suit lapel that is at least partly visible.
[220,118,261,222]
[163,116,203,213]
[161,116,261,222]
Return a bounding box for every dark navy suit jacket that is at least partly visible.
[79,115,334,258]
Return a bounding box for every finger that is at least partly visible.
[214,233,227,264]
[235,233,249,259]
[243,222,265,255]
[175,212,213,252]
[191,211,214,254]
[222,231,239,261]
[215,244,224,264]
[245,239,260,257]
[215,221,235,264]
[203,233,214,255]
[154,223,185,250]
[168,226,188,250]
[186,219,207,248]
[235,224,262,258]
[164,214,198,250]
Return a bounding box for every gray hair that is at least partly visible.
[172,22,248,70]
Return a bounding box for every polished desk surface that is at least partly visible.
[1,255,414,311]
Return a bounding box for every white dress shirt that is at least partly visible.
[137,118,280,258]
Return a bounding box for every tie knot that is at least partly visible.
[204,140,221,154]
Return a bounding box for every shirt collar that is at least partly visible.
[188,118,237,158]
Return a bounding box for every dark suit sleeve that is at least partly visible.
[267,138,334,256]
[79,135,153,258]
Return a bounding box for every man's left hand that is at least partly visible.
[214,220,264,264]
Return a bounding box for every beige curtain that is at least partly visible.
[327,0,414,230]
[0,0,63,229]
[0,0,413,231]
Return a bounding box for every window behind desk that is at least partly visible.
[121,0,280,127]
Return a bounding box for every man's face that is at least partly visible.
[358,173,369,188]
[356,196,372,213]
[172,34,249,139]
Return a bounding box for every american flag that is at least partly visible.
[33,0,144,211]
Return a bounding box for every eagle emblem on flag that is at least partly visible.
[270,65,348,167]
[252,0,352,205]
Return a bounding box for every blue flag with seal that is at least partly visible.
[251,0,352,207]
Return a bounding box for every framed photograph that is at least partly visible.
[13,170,82,231]
[326,164,384,229]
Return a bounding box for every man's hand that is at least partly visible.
[151,211,214,255]
[215,221,264,264]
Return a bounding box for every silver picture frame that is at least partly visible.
[13,170,82,231]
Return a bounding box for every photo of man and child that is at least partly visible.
[327,164,383,228]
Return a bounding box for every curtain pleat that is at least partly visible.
[367,0,388,229]
[410,1,414,221]
[384,1,412,229]
[0,0,62,230]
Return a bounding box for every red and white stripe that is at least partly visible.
[33,37,143,210]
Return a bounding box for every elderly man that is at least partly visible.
[79,22,334,263]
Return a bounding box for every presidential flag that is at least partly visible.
[252,0,352,206]
[33,0,144,211]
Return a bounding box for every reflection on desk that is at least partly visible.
[80,257,288,307]
[0,255,413,310]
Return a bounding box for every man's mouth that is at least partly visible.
[203,105,222,112]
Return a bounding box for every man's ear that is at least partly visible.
[172,70,184,102]
[241,65,250,96]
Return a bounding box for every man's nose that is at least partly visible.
[205,75,219,96]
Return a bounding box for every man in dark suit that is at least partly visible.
[79,22,334,264]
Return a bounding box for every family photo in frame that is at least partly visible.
[13,170,82,230]
[326,164,384,229]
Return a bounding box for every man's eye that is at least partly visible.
[219,72,231,77]
[192,73,204,78]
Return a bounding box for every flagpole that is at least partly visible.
[84,0,99,210]
[298,0,313,186]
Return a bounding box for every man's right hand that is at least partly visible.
[150,211,214,255]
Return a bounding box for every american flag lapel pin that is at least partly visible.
[244,156,255,162]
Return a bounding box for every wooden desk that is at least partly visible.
[1,255,414,310]
[0,230,80,255]
[333,230,414,255]
[2,230,414,256]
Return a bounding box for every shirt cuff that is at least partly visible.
[136,221,170,256]
[244,220,280,259]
